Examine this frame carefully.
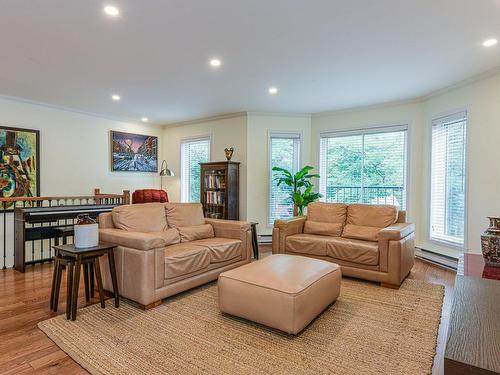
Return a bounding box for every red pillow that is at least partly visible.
[132,189,169,204]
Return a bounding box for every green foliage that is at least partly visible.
[272,165,322,215]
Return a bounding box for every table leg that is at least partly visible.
[53,259,63,312]
[66,261,74,320]
[251,225,259,260]
[89,262,95,299]
[50,257,59,310]
[107,249,119,308]
[71,255,82,321]
[83,263,90,302]
[94,258,106,308]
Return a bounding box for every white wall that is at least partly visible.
[161,114,248,219]
[0,96,164,267]
[246,113,312,235]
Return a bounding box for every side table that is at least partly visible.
[249,222,259,259]
[51,242,120,321]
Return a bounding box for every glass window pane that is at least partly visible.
[181,138,210,202]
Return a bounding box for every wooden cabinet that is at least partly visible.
[200,161,239,220]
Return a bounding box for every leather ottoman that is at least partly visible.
[218,254,341,334]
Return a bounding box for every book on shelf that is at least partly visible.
[204,174,226,189]
[205,191,225,205]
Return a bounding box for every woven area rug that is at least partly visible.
[39,278,444,375]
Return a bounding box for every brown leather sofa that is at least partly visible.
[272,202,415,288]
[98,202,252,308]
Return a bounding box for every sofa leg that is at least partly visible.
[380,282,400,289]
[139,300,162,310]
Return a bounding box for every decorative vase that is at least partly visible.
[74,214,99,249]
[224,147,234,161]
[480,217,500,267]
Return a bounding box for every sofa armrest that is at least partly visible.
[205,219,251,240]
[272,216,306,254]
[378,223,415,241]
[99,212,115,229]
[99,228,165,250]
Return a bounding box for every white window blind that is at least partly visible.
[319,126,407,209]
[430,112,467,246]
[268,133,301,225]
[180,137,210,202]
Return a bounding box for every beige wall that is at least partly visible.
[0,96,163,267]
[161,114,248,219]
[246,113,312,235]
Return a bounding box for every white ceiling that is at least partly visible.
[1,0,500,125]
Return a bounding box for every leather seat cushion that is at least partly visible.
[285,233,332,256]
[164,243,210,280]
[191,237,242,263]
[165,202,205,228]
[342,224,381,242]
[307,202,347,223]
[178,224,214,242]
[326,237,379,266]
[112,203,168,232]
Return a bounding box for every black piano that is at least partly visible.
[14,204,118,272]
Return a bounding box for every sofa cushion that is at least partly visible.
[164,243,210,280]
[165,202,205,228]
[346,204,397,227]
[303,220,343,237]
[307,202,347,223]
[342,224,381,242]
[178,224,215,242]
[342,204,398,241]
[285,233,331,256]
[111,203,167,232]
[326,237,379,266]
[191,238,242,263]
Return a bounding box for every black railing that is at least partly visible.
[325,185,405,208]
[1,189,130,270]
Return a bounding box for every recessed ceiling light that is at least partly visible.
[141,117,149,122]
[111,94,121,101]
[482,38,498,47]
[104,5,120,17]
[209,58,222,67]
[268,87,279,95]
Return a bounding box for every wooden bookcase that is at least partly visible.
[200,161,239,220]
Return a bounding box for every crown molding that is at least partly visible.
[246,111,311,119]
[0,94,154,126]
[162,112,248,128]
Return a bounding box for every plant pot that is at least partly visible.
[481,217,500,267]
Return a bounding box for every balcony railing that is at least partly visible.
[325,185,405,208]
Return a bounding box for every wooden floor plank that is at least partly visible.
[0,246,455,374]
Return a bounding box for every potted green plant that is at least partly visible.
[272,165,322,216]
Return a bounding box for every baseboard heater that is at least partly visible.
[258,236,458,270]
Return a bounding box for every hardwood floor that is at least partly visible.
[0,247,455,375]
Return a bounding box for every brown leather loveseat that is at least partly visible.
[98,202,252,308]
[272,202,415,288]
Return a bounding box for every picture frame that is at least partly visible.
[0,126,40,207]
[110,130,158,172]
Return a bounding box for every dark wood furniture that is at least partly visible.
[250,222,259,259]
[200,161,240,220]
[444,253,500,375]
[50,243,119,321]
[14,204,118,272]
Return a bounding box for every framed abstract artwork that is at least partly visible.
[110,131,158,172]
[0,126,40,204]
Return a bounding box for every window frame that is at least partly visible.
[180,135,212,203]
[267,131,303,227]
[318,124,410,211]
[428,110,469,250]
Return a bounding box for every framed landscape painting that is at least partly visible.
[0,126,40,207]
[111,131,158,172]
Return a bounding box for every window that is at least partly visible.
[430,111,467,246]
[319,126,408,209]
[268,133,301,225]
[180,137,210,202]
